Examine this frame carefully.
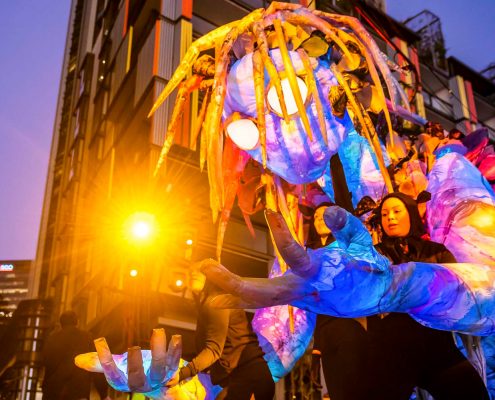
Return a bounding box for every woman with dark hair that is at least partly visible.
[368,192,489,400]
[167,268,274,400]
[310,202,372,400]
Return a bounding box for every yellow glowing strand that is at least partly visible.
[316,11,395,147]
[273,19,313,141]
[274,176,301,244]
[206,27,237,154]
[253,51,268,168]
[333,25,395,147]
[153,75,203,177]
[199,113,208,172]
[253,22,291,124]
[149,21,238,117]
[265,1,302,15]
[283,11,356,70]
[331,64,393,193]
[191,87,211,152]
[262,173,278,212]
[297,48,327,145]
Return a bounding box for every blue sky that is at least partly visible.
[0,1,494,260]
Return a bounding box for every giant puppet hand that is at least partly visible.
[200,206,495,336]
[75,329,219,399]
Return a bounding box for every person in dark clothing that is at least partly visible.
[368,192,489,400]
[310,203,371,400]
[167,268,274,400]
[41,310,93,400]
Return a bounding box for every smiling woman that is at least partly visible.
[380,196,411,238]
[372,192,489,400]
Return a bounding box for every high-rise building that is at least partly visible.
[0,259,32,329]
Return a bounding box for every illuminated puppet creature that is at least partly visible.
[76,2,495,397]
[149,1,409,257]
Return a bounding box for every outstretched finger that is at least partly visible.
[165,335,182,381]
[94,337,128,391]
[149,328,167,385]
[128,346,151,392]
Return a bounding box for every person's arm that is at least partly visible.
[178,303,230,382]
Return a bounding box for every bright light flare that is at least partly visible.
[130,269,138,277]
[132,221,151,239]
[186,238,193,246]
[124,212,158,243]
[266,76,308,116]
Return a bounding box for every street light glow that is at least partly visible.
[124,212,158,243]
[132,221,151,239]
[185,238,193,246]
[130,269,138,277]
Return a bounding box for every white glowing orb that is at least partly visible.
[175,279,184,287]
[267,76,308,116]
[130,269,138,277]
[226,118,260,150]
[132,221,151,239]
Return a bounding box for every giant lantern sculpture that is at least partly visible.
[76,3,495,398]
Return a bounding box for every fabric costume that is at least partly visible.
[367,192,489,400]
[42,325,93,400]
[178,283,274,400]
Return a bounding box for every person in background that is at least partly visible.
[448,128,465,141]
[41,311,93,400]
[166,266,274,400]
[310,202,371,400]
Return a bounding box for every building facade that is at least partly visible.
[31,0,495,398]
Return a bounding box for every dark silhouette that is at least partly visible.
[41,311,93,400]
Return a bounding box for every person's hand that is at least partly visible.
[165,369,180,387]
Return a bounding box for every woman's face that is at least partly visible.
[314,206,331,237]
[381,197,411,237]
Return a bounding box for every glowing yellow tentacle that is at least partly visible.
[297,48,327,145]
[265,1,302,15]
[331,64,393,193]
[149,22,237,117]
[262,173,278,212]
[315,11,395,146]
[200,117,207,172]
[283,11,355,71]
[334,26,394,147]
[153,75,203,177]
[253,51,267,168]
[274,176,300,244]
[273,19,313,141]
[253,22,290,123]
[190,87,211,152]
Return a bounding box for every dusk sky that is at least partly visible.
[0,0,494,261]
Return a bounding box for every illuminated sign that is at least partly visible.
[0,264,14,271]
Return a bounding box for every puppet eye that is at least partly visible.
[266,76,308,117]
[225,112,260,150]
